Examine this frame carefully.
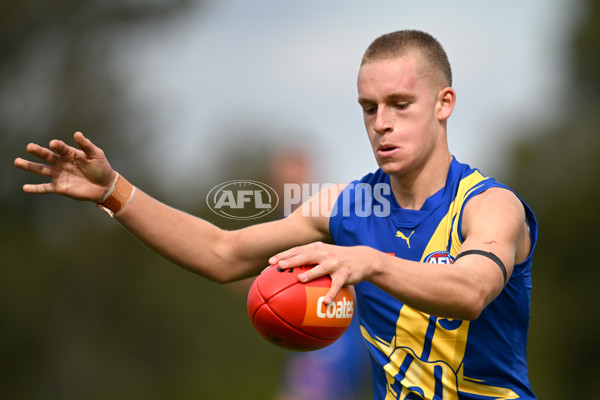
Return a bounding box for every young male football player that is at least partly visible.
[15,30,537,399]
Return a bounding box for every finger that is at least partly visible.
[270,241,327,266]
[14,157,30,171]
[323,278,345,305]
[271,249,315,270]
[14,158,53,177]
[269,246,303,266]
[23,182,56,194]
[296,264,329,283]
[25,143,59,164]
[323,275,347,304]
[48,139,75,158]
[73,131,103,159]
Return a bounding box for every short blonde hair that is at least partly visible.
[361,30,453,87]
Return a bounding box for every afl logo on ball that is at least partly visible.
[423,251,455,264]
[207,180,279,220]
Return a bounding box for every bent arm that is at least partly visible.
[272,187,531,320]
[368,187,530,320]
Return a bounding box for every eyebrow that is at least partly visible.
[358,92,417,106]
[386,93,417,102]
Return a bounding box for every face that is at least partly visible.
[357,55,453,177]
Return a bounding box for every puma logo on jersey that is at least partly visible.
[396,230,415,248]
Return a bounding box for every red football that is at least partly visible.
[247,265,354,351]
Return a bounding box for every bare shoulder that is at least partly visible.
[466,187,524,218]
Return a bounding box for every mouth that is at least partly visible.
[377,144,398,158]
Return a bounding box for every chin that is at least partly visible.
[376,159,406,176]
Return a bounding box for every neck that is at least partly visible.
[389,152,453,210]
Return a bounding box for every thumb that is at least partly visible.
[73,131,104,159]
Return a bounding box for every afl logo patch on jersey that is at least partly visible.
[424,251,455,264]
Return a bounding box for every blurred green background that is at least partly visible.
[2,0,599,398]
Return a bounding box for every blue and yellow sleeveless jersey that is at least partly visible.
[329,157,538,400]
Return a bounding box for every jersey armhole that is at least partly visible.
[328,182,355,243]
[455,183,511,243]
[456,184,539,268]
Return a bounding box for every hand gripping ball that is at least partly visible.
[247,265,354,351]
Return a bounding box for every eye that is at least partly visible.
[362,104,377,115]
[395,102,410,110]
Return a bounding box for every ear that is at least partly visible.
[436,87,456,121]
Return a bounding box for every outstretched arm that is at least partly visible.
[15,132,330,283]
[113,188,328,282]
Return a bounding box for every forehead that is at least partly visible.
[357,56,432,99]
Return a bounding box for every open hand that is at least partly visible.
[14,131,116,202]
[269,241,380,304]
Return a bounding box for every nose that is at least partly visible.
[374,106,393,135]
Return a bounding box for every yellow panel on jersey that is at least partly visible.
[420,169,488,261]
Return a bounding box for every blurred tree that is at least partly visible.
[504,0,600,397]
[1,1,286,399]
[1,0,192,196]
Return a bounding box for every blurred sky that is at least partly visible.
[112,0,577,190]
